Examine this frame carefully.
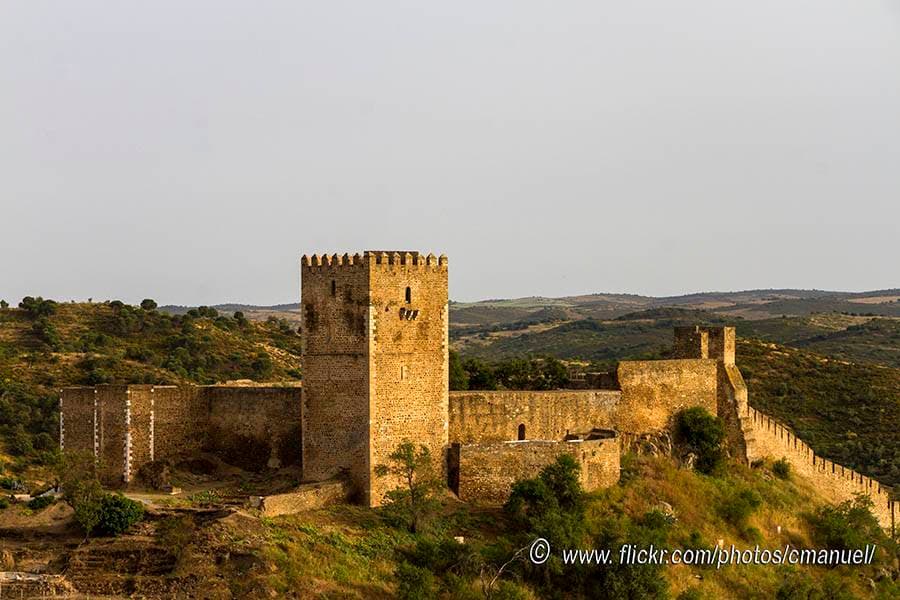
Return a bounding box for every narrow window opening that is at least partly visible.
[405,286,412,303]
[331,280,336,296]
[517,424,526,441]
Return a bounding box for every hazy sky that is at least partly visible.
[2,2,898,305]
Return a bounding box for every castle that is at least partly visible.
[58,251,897,532]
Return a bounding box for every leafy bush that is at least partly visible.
[772,458,790,480]
[140,298,158,311]
[97,493,145,536]
[719,488,762,530]
[27,495,55,511]
[675,407,726,474]
[396,562,437,600]
[807,495,889,557]
[0,497,8,510]
[18,296,57,318]
[8,425,34,456]
[0,477,21,490]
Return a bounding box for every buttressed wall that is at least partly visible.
[301,251,449,506]
[60,384,302,485]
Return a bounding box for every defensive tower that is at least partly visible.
[300,251,449,505]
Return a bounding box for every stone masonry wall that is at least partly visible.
[60,384,303,485]
[59,387,96,458]
[205,386,302,471]
[453,437,620,504]
[712,364,897,533]
[615,359,719,434]
[449,390,621,444]
[741,404,896,532]
[149,386,207,461]
[95,386,129,485]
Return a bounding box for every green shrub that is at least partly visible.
[32,432,55,452]
[396,562,437,600]
[808,495,887,556]
[140,299,158,311]
[0,476,22,490]
[9,425,34,456]
[675,407,726,474]
[0,497,9,510]
[719,488,762,529]
[27,495,55,511]
[97,493,144,536]
[772,458,790,480]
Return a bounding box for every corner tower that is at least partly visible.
[300,251,449,506]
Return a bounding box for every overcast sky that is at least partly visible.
[1,2,898,305]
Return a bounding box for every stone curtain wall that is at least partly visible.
[711,362,897,533]
[58,387,96,458]
[60,384,303,485]
[741,404,896,532]
[95,386,129,484]
[205,386,302,471]
[616,359,718,434]
[449,390,621,444]
[149,386,207,461]
[452,437,619,504]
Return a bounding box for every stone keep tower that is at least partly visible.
[300,251,449,506]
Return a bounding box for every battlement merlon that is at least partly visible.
[301,251,448,270]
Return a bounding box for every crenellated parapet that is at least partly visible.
[301,251,447,270]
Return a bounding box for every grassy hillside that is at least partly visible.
[0,298,301,475]
[4,452,894,599]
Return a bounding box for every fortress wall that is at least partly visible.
[204,386,302,471]
[717,364,748,459]
[616,359,718,434]
[452,437,619,504]
[59,388,97,457]
[149,386,206,461]
[448,390,621,444]
[740,404,896,532]
[127,386,155,482]
[95,385,129,485]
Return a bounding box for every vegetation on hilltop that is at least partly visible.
[242,450,897,598]
[0,298,301,476]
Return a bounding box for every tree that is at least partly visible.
[140,298,158,311]
[57,452,104,538]
[449,350,469,390]
[97,493,144,535]
[0,299,8,309]
[675,407,726,474]
[19,296,57,318]
[375,441,442,533]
